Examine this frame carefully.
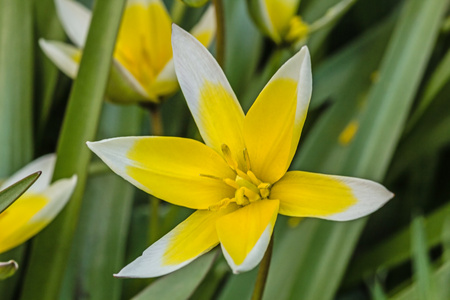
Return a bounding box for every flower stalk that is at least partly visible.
[251,234,274,300]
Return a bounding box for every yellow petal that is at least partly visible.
[115,205,237,278]
[87,137,236,209]
[172,25,246,167]
[55,0,91,47]
[216,200,279,273]
[263,0,300,43]
[0,175,76,254]
[244,47,311,184]
[114,0,172,97]
[0,194,47,254]
[272,171,394,221]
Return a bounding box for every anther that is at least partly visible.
[221,144,238,171]
[243,148,251,171]
[247,170,261,186]
[209,198,232,211]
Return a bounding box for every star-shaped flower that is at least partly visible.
[87,25,393,277]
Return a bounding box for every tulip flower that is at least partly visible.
[87,25,393,277]
[247,0,355,46]
[0,154,77,254]
[40,0,216,103]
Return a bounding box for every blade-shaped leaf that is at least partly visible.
[20,0,128,299]
[0,171,41,213]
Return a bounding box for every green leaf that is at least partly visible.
[346,202,450,286]
[0,0,34,296]
[0,261,18,280]
[59,103,142,299]
[406,48,450,132]
[181,0,209,8]
[20,0,128,299]
[0,171,41,214]
[0,0,34,179]
[393,261,450,300]
[341,0,448,180]
[34,0,67,139]
[132,251,216,300]
[410,216,435,300]
[369,277,388,300]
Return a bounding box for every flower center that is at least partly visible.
[201,144,271,211]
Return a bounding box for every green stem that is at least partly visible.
[142,104,164,244]
[170,0,186,24]
[213,0,225,68]
[251,235,274,300]
[20,0,127,298]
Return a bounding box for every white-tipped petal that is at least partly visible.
[115,207,235,278]
[0,154,56,193]
[243,46,311,183]
[55,0,91,47]
[172,25,245,164]
[273,171,394,221]
[0,175,77,254]
[216,200,279,273]
[31,175,77,222]
[39,39,80,78]
[87,137,235,210]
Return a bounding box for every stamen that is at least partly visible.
[223,178,239,190]
[199,174,222,180]
[258,183,271,199]
[200,173,240,190]
[236,176,260,195]
[243,148,251,171]
[247,170,262,186]
[235,188,250,206]
[209,198,233,211]
[221,144,238,171]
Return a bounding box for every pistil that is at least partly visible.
[202,144,273,211]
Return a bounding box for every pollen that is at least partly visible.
[203,144,273,211]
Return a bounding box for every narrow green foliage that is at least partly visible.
[369,277,388,300]
[393,261,450,300]
[342,0,449,180]
[411,216,435,300]
[34,0,67,137]
[0,171,41,213]
[346,202,450,286]
[0,0,34,297]
[406,49,450,132]
[0,0,34,177]
[20,0,128,299]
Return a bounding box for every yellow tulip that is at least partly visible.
[40,0,216,103]
[87,26,393,277]
[0,154,77,254]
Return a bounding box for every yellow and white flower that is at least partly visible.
[87,25,393,277]
[0,154,77,254]
[40,0,216,103]
[247,0,307,44]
